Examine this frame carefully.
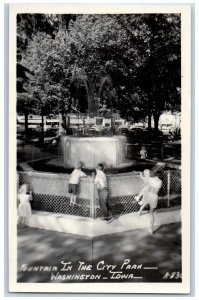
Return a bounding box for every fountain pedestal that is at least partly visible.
[61,136,126,169]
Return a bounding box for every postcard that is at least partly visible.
[9,3,191,294]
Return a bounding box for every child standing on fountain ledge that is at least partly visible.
[135,169,162,234]
[135,169,151,205]
[68,162,86,206]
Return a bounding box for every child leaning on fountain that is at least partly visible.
[94,163,114,224]
[68,162,86,206]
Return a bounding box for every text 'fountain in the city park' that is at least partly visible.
[61,77,127,169]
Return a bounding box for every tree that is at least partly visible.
[25,30,76,139]
[17,14,57,136]
[17,14,76,138]
[66,14,148,117]
[21,13,181,137]
[117,14,181,132]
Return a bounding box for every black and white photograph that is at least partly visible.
[9,4,191,294]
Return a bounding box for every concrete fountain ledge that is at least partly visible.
[26,207,181,237]
[61,135,127,169]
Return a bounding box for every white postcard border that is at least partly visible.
[9,3,191,294]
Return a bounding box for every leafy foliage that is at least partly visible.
[17,13,181,130]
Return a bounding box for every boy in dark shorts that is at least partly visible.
[68,162,86,206]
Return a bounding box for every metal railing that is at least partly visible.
[18,170,181,219]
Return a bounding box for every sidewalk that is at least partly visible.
[17,222,181,283]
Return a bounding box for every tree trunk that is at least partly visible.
[66,114,70,133]
[62,114,67,131]
[147,98,152,142]
[153,112,160,133]
[80,76,96,116]
[112,117,115,135]
[24,110,28,139]
[41,109,44,145]
[87,80,96,116]
[88,94,96,116]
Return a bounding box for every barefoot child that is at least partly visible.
[68,162,86,206]
[17,184,32,227]
[135,169,151,205]
[137,175,162,234]
[135,163,165,205]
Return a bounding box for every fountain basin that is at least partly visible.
[61,136,127,169]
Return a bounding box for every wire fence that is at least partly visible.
[18,170,181,219]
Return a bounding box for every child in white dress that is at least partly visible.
[135,169,151,205]
[17,184,32,227]
[137,175,162,234]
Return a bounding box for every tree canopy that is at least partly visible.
[17,13,181,129]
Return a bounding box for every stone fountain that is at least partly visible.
[61,135,126,169]
[61,74,127,169]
